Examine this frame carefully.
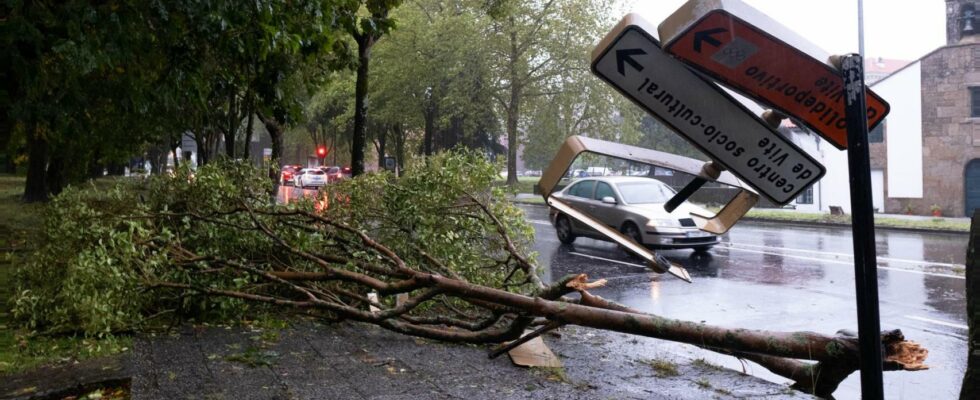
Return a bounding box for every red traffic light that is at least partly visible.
[316,146,327,158]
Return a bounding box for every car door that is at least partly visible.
[589,181,621,229]
[562,180,596,233]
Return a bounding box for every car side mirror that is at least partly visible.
[601,196,617,204]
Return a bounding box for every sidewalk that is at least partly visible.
[131,321,811,400]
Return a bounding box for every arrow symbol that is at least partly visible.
[694,28,727,53]
[616,48,646,75]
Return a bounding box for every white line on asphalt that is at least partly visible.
[528,219,552,226]
[905,315,968,330]
[568,251,648,269]
[716,246,965,280]
[724,241,965,268]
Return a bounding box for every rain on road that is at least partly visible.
[521,204,967,400]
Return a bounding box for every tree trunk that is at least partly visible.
[962,210,980,399]
[46,154,66,196]
[225,91,238,158]
[505,90,520,186]
[243,102,254,161]
[257,112,284,187]
[351,35,374,176]
[423,103,436,156]
[23,126,49,203]
[393,123,405,171]
[376,125,387,169]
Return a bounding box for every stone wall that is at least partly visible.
[913,43,980,217]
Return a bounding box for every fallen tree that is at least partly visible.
[13,153,927,399]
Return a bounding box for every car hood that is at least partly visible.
[619,202,712,220]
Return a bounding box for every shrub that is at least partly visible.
[12,152,535,336]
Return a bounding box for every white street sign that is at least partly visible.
[591,14,824,204]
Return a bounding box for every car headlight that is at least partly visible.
[647,218,680,228]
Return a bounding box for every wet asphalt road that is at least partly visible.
[521,204,968,400]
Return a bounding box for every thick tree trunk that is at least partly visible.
[256,112,284,187]
[23,127,49,203]
[225,91,237,158]
[351,35,374,176]
[393,123,405,171]
[194,130,210,167]
[376,125,387,169]
[505,93,520,186]
[88,150,104,179]
[46,151,66,195]
[962,210,980,399]
[243,107,254,161]
[423,104,436,156]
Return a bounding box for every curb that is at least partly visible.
[510,200,969,235]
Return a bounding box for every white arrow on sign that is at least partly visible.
[591,14,825,205]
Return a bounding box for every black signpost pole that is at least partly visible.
[840,53,885,399]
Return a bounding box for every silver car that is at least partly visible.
[548,176,719,251]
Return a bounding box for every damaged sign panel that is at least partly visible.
[590,14,824,205]
[658,0,890,150]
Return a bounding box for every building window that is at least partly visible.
[796,185,814,205]
[869,119,885,143]
[972,87,980,117]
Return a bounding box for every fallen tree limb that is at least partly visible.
[30,158,924,399]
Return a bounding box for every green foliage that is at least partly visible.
[322,150,536,288]
[11,162,273,336]
[11,151,535,336]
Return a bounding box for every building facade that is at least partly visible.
[863,0,980,217]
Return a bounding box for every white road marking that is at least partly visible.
[716,246,965,280]
[905,315,968,330]
[724,241,965,269]
[528,219,552,226]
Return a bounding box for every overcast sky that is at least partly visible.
[627,0,947,61]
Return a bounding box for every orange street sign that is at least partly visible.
[659,0,889,150]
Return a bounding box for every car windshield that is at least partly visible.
[307,170,325,175]
[616,181,675,204]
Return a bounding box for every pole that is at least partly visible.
[840,53,884,399]
[858,0,865,57]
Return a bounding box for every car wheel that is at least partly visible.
[620,222,644,257]
[555,215,576,244]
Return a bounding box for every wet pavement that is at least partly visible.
[132,322,814,400]
[520,204,969,400]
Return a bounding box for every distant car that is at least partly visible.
[295,168,327,189]
[341,166,352,179]
[548,176,719,252]
[319,166,346,182]
[280,165,303,186]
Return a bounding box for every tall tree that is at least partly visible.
[340,0,403,176]
[485,0,613,185]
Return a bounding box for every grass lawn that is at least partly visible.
[0,175,130,375]
[496,175,540,195]
[742,208,970,232]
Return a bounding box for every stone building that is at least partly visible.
[866,0,980,217]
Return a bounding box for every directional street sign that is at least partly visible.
[659,0,890,150]
[591,14,824,205]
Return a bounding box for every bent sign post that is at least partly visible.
[659,0,890,150]
[590,14,824,205]
[840,54,886,400]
